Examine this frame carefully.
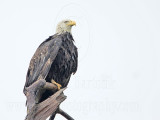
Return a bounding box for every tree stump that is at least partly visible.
[24,79,74,120]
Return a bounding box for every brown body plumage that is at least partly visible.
[23,20,78,103]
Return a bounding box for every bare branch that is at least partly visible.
[24,79,74,120]
[57,108,74,120]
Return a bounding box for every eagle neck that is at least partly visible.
[61,32,74,42]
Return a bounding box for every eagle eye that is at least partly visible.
[64,21,68,23]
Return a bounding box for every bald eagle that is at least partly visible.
[23,20,78,103]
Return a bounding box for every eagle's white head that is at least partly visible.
[56,19,76,34]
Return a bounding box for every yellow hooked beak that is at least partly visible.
[67,20,76,26]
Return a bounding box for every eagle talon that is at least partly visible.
[51,80,62,90]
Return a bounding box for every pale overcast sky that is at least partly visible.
[0,0,160,120]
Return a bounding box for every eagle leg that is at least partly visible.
[51,79,62,90]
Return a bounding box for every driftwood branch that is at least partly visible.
[24,79,74,120]
[57,108,74,120]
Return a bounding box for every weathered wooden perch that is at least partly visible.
[24,79,74,120]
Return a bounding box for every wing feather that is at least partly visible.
[24,36,62,93]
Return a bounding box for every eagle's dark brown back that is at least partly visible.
[23,32,78,96]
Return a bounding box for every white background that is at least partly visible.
[0,0,160,120]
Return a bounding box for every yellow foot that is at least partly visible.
[51,80,62,90]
